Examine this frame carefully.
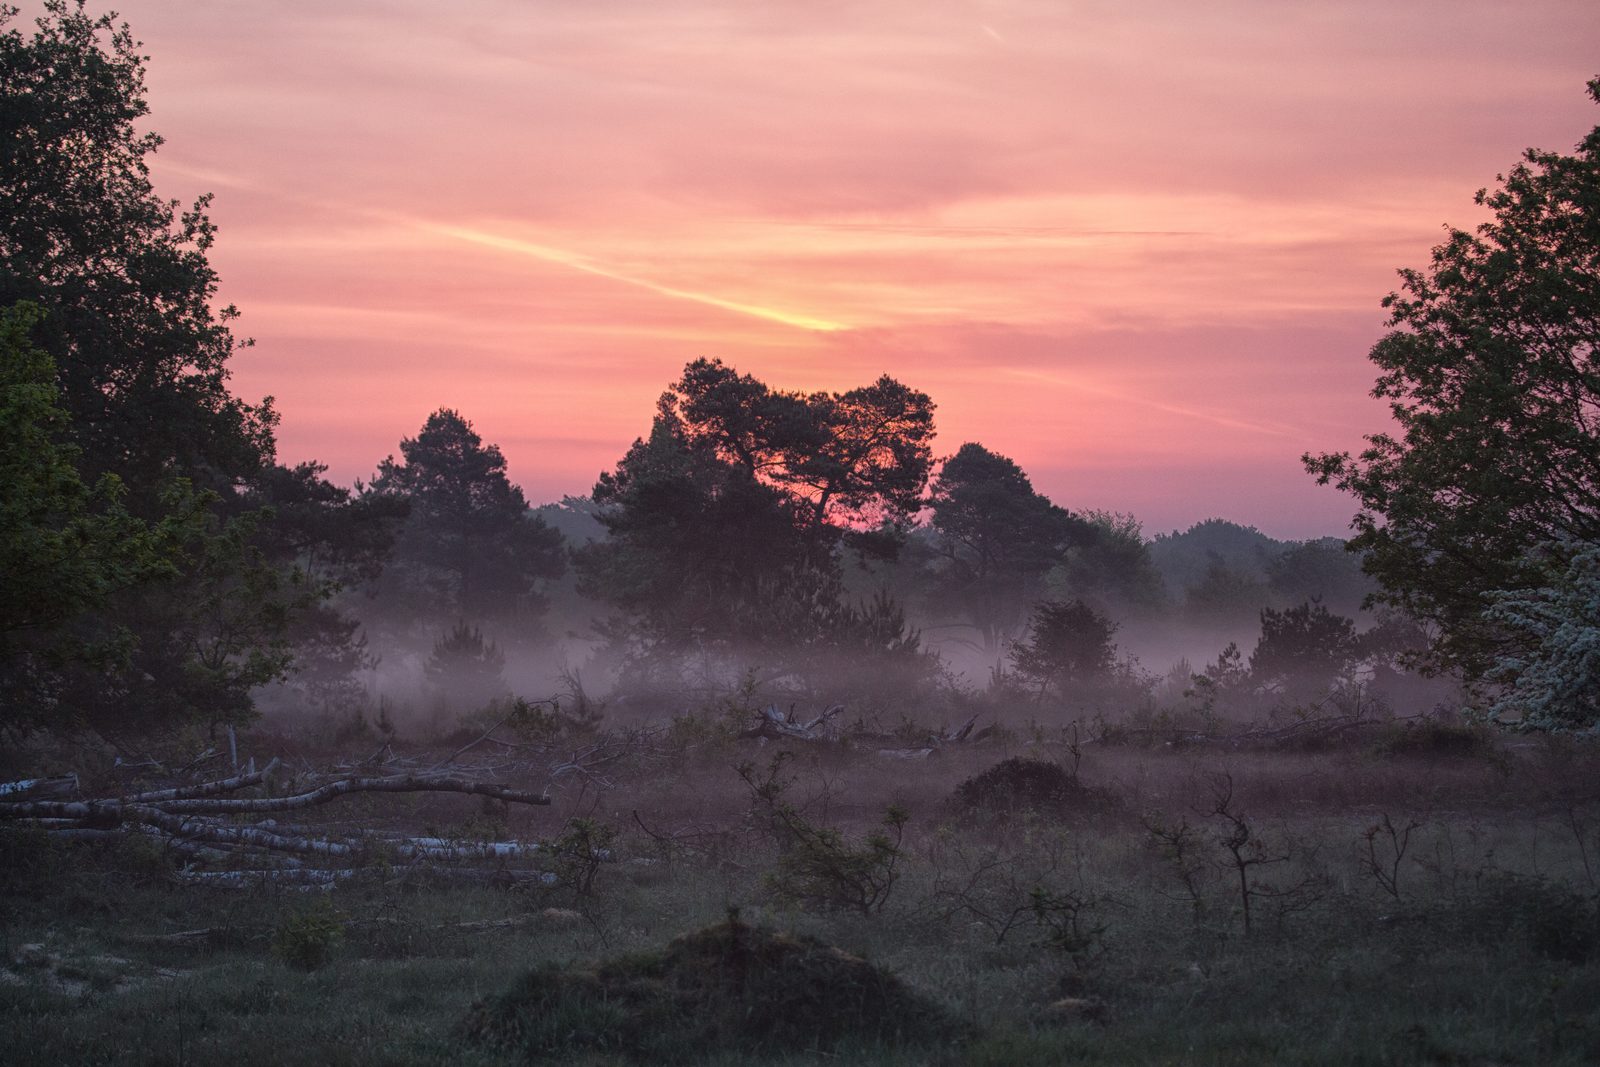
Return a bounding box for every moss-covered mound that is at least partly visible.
[460,914,960,1061]
[949,757,1114,817]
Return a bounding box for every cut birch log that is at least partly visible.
[0,774,80,802]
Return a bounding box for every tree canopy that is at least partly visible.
[1307,78,1600,710]
[368,409,565,626]
[0,2,275,503]
[926,442,1085,654]
[0,4,304,738]
[578,359,936,689]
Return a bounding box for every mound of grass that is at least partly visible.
[949,757,1113,818]
[460,912,959,1062]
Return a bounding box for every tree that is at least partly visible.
[424,621,508,715]
[0,302,171,733]
[1058,510,1167,615]
[1009,599,1119,702]
[0,4,302,738]
[926,443,1084,654]
[1183,560,1269,628]
[1266,539,1374,619]
[0,2,275,505]
[368,409,565,626]
[1248,600,1359,702]
[245,462,406,717]
[578,360,936,678]
[1482,544,1600,731]
[663,358,935,536]
[1307,78,1600,693]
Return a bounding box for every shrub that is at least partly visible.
[1372,718,1495,759]
[272,897,344,971]
[739,755,908,914]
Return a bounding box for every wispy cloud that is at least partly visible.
[412,220,848,332]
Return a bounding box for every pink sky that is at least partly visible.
[61,1,1600,537]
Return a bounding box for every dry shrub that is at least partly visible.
[460,912,960,1061]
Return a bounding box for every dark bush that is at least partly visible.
[1446,872,1600,963]
[1371,719,1495,760]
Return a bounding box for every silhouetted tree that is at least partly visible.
[578,360,936,678]
[926,443,1085,654]
[424,621,508,714]
[1009,599,1119,701]
[1266,539,1374,618]
[368,409,564,626]
[1248,600,1359,701]
[1307,78,1600,687]
[0,5,311,736]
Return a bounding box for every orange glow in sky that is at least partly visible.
[70,1,1600,536]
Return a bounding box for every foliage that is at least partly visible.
[1248,599,1359,699]
[1055,509,1167,615]
[1307,79,1600,681]
[579,359,937,688]
[0,1,276,501]
[272,897,344,971]
[739,753,908,914]
[1482,544,1600,730]
[368,408,564,625]
[1267,538,1375,618]
[0,4,342,738]
[0,303,172,732]
[424,621,508,714]
[1183,559,1270,626]
[926,443,1086,653]
[1009,599,1120,701]
[245,461,404,716]
[536,817,617,900]
[1149,519,1279,593]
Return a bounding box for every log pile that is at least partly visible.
[0,758,557,888]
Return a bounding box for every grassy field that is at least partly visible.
[3,724,1599,1065]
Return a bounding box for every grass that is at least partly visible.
[3,733,1600,1064]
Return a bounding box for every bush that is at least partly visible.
[1454,872,1600,964]
[739,754,908,914]
[1372,718,1495,760]
[272,898,344,971]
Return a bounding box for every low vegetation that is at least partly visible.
[4,718,1600,1065]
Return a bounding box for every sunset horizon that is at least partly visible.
[65,0,1600,539]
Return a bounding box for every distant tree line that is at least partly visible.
[6,5,1599,741]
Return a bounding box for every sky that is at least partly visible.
[56,1,1600,537]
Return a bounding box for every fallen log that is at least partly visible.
[1,762,558,887]
[0,774,80,802]
[153,774,550,815]
[124,759,281,803]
